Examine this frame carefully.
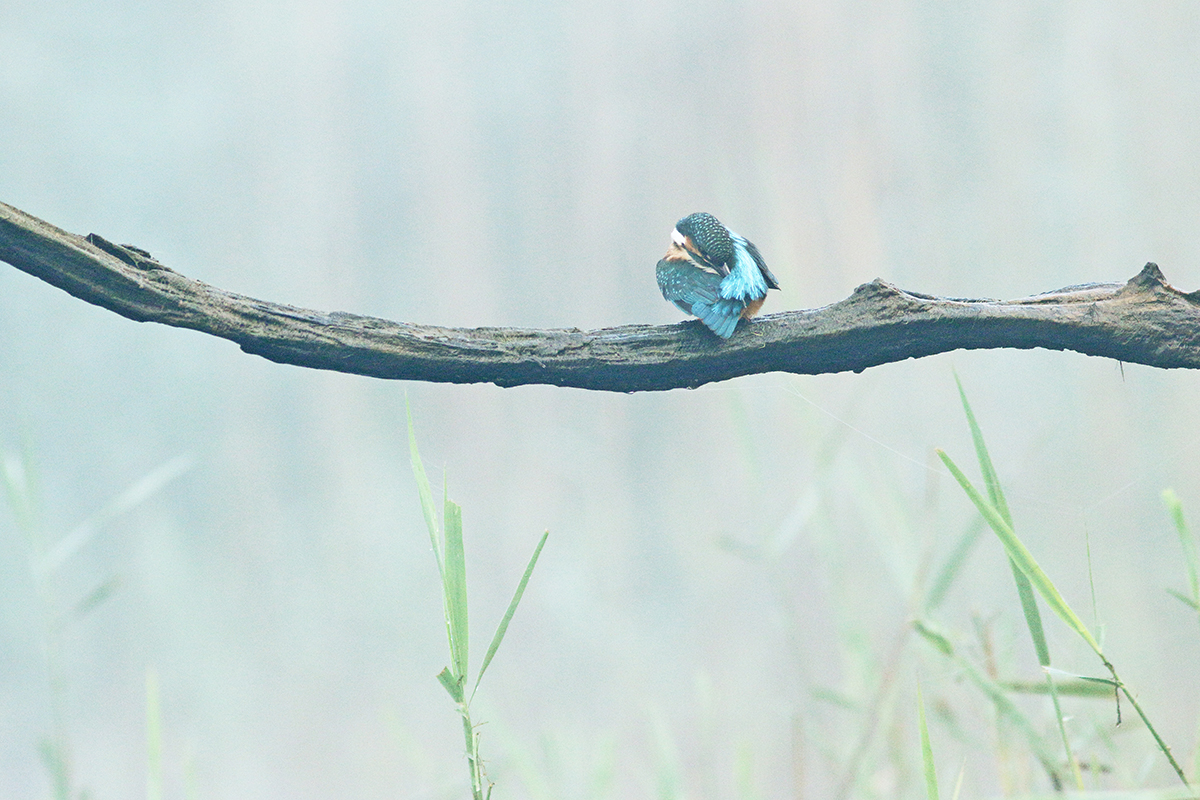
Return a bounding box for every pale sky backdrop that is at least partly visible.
[3,1,1200,798]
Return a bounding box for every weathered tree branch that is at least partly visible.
[3,200,1200,391]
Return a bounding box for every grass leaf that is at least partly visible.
[1162,490,1200,608]
[406,401,445,580]
[39,455,192,577]
[59,576,121,630]
[1166,587,1199,610]
[437,667,464,702]
[936,449,1103,656]
[443,498,469,682]
[1,444,40,537]
[924,518,983,613]
[917,682,940,800]
[1001,677,1117,697]
[912,619,953,656]
[953,375,1052,667]
[472,530,549,701]
[954,372,1010,521]
[38,738,71,800]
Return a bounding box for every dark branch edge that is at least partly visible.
[4,200,1200,392]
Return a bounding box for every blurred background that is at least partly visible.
[3,1,1200,797]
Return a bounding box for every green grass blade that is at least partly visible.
[949,759,965,800]
[937,449,1103,656]
[0,444,40,537]
[953,377,1052,666]
[472,530,549,702]
[1166,587,1199,610]
[38,739,71,800]
[443,498,469,681]
[38,455,192,578]
[913,620,953,656]
[1001,677,1116,697]
[1007,561,1051,666]
[406,401,444,579]
[917,682,940,800]
[59,576,121,630]
[925,519,984,613]
[954,372,1011,522]
[437,666,464,703]
[1162,490,1200,607]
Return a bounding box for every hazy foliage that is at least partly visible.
[3,1,1200,797]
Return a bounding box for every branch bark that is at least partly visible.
[4,200,1200,392]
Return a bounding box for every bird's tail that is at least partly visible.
[691,298,746,339]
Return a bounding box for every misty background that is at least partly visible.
[3,1,1200,797]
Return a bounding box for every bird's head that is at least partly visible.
[671,212,734,272]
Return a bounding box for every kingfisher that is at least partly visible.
[656,212,780,338]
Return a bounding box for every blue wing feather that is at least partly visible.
[657,259,720,308]
[719,234,776,301]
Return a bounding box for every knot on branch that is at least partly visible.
[1119,262,1200,306]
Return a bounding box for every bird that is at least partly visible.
[656,212,780,339]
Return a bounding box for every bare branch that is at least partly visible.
[3,200,1200,391]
